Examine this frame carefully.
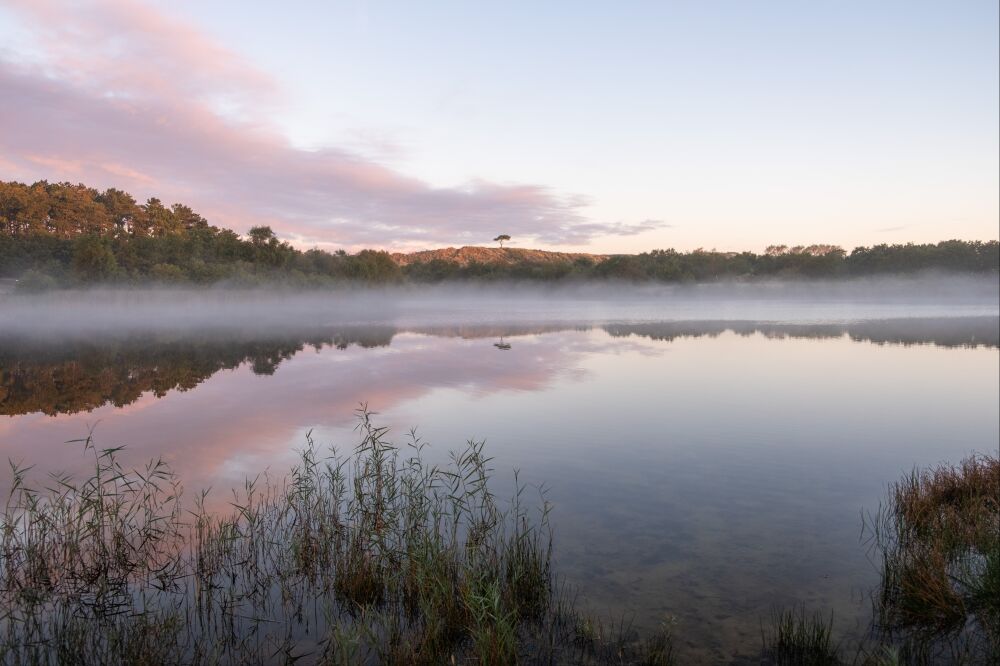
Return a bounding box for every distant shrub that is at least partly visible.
[149,262,187,283]
[15,269,58,292]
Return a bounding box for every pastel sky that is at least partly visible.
[1,0,997,252]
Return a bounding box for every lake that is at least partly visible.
[1,280,998,662]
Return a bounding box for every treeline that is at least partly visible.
[0,181,404,288]
[1,180,997,289]
[392,240,1000,282]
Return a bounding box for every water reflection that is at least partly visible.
[1,316,997,661]
[0,325,598,502]
[0,328,394,416]
[3,317,995,417]
[603,316,999,348]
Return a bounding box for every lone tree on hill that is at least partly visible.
[493,234,511,248]
[248,225,277,245]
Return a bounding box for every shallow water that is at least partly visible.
[1,285,998,661]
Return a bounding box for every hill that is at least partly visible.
[391,246,608,267]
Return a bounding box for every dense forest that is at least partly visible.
[1,180,997,289]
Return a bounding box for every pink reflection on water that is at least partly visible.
[0,330,614,507]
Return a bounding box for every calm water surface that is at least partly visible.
[1,289,998,661]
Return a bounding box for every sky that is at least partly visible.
[0,0,997,253]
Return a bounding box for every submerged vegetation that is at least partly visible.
[1,180,997,287]
[0,409,674,665]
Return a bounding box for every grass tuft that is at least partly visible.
[761,606,840,665]
[865,453,999,662]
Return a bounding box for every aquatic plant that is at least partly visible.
[865,453,1000,663]
[761,607,840,665]
[762,454,999,665]
[0,407,673,665]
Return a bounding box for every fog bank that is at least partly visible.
[0,276,997,337]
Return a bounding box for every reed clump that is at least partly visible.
[867,453,999,663]
[0,407,673,665]
[761,607,840,665]
[762,454,999,666]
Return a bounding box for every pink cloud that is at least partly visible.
[0,0,662,248]
[25,154,85,174]
[4,0,277,110]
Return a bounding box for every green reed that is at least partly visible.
[0,407,673,665]
[761,607,839,666]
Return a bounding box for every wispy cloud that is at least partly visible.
[0,0,662,248]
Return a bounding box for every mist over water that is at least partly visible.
[1,275,997,336]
